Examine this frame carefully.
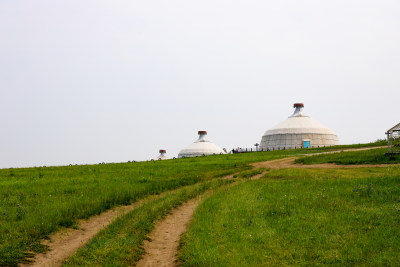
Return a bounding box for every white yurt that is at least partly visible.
[259,103,339,150]
[156,149,168,160]
[178,131,226,158]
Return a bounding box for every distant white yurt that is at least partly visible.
[259,103,339,150]
[156,149,168,160]
[178,131,226,158]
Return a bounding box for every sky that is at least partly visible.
[1,0,399,168]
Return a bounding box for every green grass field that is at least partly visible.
[295,147,400,165]
[0,149,325,266]
[1,142,393,266]
[314,139,387,149]
[64,179,233,266]
[179,166,400,266]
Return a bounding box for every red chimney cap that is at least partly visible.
[159,149,166,153]
[293,103,304,108]
[198,131,207,135]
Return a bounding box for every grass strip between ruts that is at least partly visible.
[233,168,268,179]
[63,179,234,266]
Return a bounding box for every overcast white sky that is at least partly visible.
[1,1,399,168]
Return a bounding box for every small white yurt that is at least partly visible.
[259,103,339,150]
[178,131,226,158]
[156,149,168,160]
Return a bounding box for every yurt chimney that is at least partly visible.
[291,103,305,117]
[197,131,207,142]
[157,149,168,160]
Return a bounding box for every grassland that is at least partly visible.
[0,148,327,266]
[0,160,236,265]
[313,139,387,149]
[296,147,400,165]
[63,179,232,266]
[179,167,400,266]
[233,168,267,179]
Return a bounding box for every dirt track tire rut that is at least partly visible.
[136,198,200,267]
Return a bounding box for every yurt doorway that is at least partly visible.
[303,140,311,148]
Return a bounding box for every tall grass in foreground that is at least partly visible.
[296,148,400,165]
[179,167,400,266]
[0,149,321,265]
[64,179,233,266]
[0,160,239,266]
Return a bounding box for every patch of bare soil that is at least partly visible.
[252,157,298,169]
[136,198,200,267]
[22,200,147,267]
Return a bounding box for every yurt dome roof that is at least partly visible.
[263,104,337,136]
[178,131,226,158]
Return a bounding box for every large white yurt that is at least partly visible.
[259,103,339,150]
[178,131,226,158]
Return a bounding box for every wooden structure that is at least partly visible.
[386,123,400,154]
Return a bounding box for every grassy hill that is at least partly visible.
[0,149,321,266]
[0,142,396,266]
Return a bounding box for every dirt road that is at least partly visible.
[136,198,200,267]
